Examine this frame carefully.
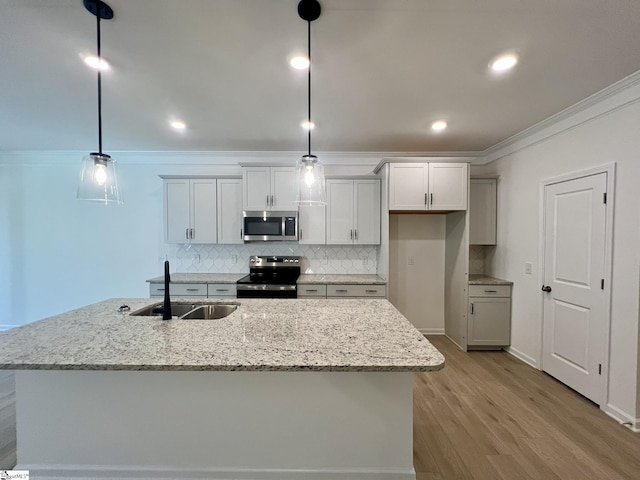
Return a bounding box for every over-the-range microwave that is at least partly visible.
[242,211,298,242]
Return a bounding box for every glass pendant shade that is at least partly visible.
[295,154,326,206]
[77,153,123,204]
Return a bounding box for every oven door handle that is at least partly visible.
[236,284,297,292]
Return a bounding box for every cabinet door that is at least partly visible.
[299,205,326,245]
[354,180,380,245]
[389,164,428,210]
[217,178,243,244]
[243,167,271,211]
[428,163,468,211]
[326,180,354,244]
[190,179,217,244]
[469,178,497,245]
[164,179,191,243]
[468,297,511,346]
[271,166,297,210]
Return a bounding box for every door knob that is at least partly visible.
[541,285,552,293]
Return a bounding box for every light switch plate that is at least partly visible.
[525,262,533,275]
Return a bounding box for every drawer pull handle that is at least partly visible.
[471,303,474,314]
[307,289,318,292]
[215,289,228,292]
[336,289,348,293]
[156,288,165,292]
[365,290,377,293]
[484,290,497,293]
[186,288,200,292]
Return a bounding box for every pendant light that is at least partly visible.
[295,0,326,206]
[77,0,122,205]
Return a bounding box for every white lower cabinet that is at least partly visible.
[298,284,327,298]
[150,283,236,298]
[150,283,208,298]
[467,285,511,347]
[327,284,386,298]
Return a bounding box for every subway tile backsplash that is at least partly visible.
[161,243,378,275]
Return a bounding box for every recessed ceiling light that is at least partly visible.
[490,53,518,73]
[301,120,315,130]
[83,55,109,70]
[290,55,310,70]
[431,120,447,132]
[170,120,187,130]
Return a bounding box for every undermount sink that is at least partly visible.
[129,302,238,320]
[180,304,238,320]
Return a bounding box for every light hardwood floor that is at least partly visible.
[0,371,16,469]
[415,336,640,480]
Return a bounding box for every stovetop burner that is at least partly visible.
[236,256,302,298]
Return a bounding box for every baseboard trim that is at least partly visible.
[603,404,640,432]
[420,328,445,336]
[504,346,539,369]
[15,465,417,480]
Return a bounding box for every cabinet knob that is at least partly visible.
[541,285,552,293]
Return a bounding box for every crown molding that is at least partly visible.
[481,68,640,164]
[0,149,483,167]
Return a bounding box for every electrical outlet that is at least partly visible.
[525,262,533,275]
[232,255,237,264]
[193,253,200,264]
[408,256,416,266]
[362,256,368,266]
[322,254,328,265]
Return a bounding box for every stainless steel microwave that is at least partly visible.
[242,211,298,242]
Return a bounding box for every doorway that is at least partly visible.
[540,165,614,405]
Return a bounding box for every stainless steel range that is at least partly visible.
[236,256,301,298]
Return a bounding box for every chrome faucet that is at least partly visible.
[163,260,172,320]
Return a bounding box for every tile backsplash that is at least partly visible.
[161,243,378,275]
[469,245,487,274]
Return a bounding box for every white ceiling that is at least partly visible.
[2,0,640,154]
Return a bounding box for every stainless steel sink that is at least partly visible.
[129,301,238,320]
[180,304,238,320]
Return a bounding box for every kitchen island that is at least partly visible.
[0,298,444,480]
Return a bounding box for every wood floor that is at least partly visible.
[415,336,640,480]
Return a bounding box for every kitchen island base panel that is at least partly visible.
[16,370,416,480]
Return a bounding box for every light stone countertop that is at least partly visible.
[297,274,386,285]
[147,273,245,283]
[0,298,443,373]
[468,274,513,286]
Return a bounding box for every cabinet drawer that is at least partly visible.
[298,284,327,297]
[150,283,208,297]
[208,283,236,297]
[468,285,511,297]
[327,284,386,298]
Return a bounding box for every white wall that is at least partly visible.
[388,214,445,334]
[0,152,380,329]
[472,84,640,425]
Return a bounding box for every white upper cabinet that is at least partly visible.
[298,205,326,245]
[216,178,243,244]
[389,162,468,211]
[163,177,243,245]
[242,166,297,211]
[326,179,380,245]
[469,178,497,245]
[164,178,217,244]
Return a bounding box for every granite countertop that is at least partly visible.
[297,274,386,285]
[147,273,245,283]
[0,298,443,373]
[468,274,513,286]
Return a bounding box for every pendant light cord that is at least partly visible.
[307,18,312,158]
[96,8,103,155]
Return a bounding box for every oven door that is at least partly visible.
[236,284,297,299]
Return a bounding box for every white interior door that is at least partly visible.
[542,172,608,404]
